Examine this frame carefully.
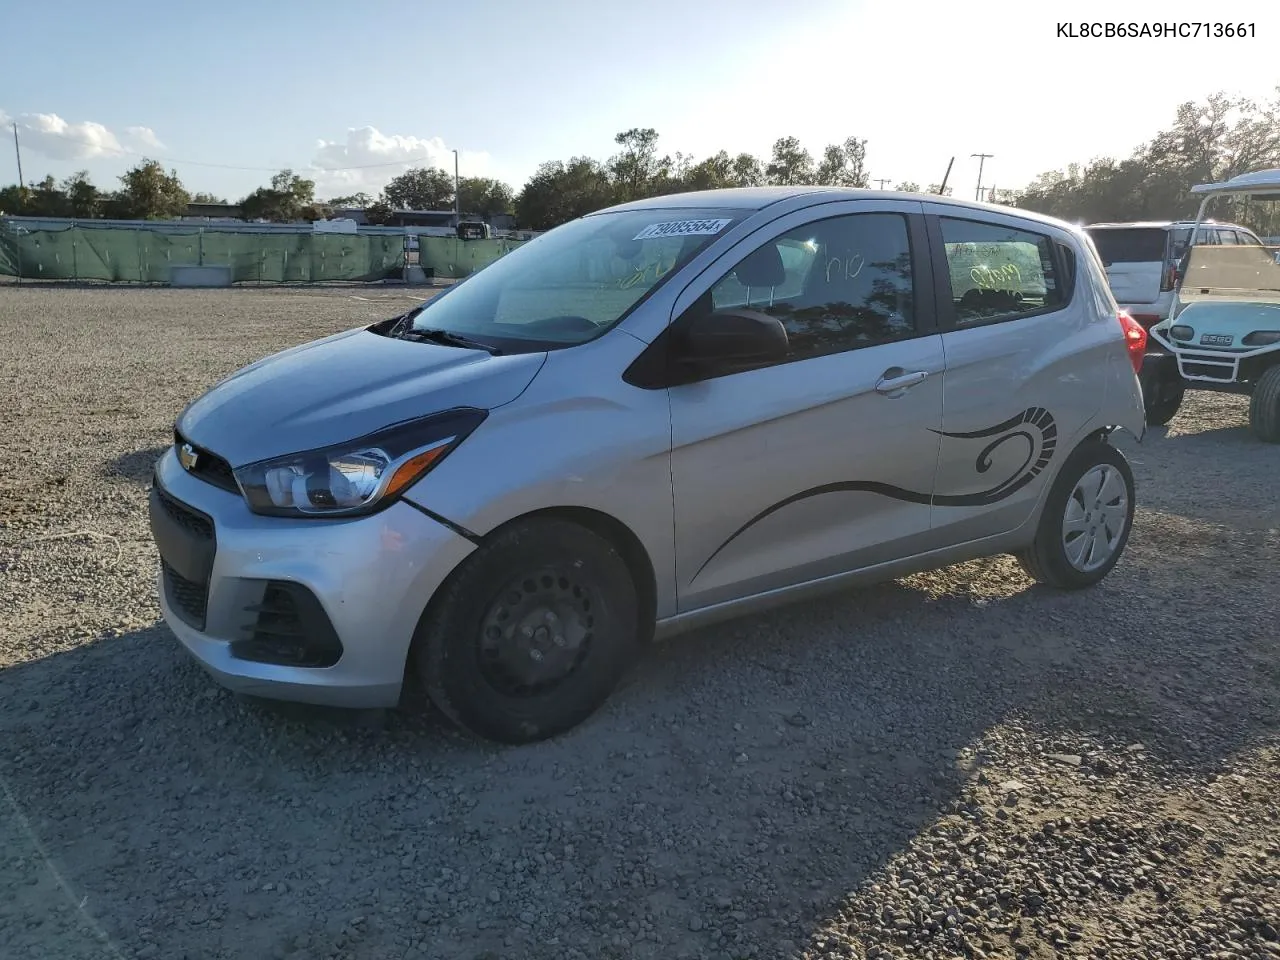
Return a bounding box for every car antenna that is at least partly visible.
[937,157,955,197]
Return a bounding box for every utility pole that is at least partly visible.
[874,178,891,190]
[452,149,460,223]
[972,153,993,201]
[12,122,23,189]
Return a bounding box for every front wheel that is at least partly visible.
[414,517,640,744]
[1016,440,1136,590]
[1248,365,1280,443]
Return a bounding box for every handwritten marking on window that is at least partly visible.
[970,263,1022,293]
[825,253,865,283]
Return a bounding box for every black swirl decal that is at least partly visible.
[692,407,1057,582]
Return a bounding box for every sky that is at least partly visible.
[2,0,1278,203]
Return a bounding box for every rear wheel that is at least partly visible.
[1248,365,1280,443]
[1140,367,1184,427]
[415,517,640,744]
[1017,440,1135,590]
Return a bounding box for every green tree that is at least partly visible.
[364,200,395,225]
[765,136,815,185]
[63,171,102,218]
[730,153,765,187]
[609,127,671,201]
[190,192,228,204]
[681,150,737,191]
[113,159,190,220]
[0,184,26,214]
[814,137,869,187]
[383,167,454,210]
[515,157,615,230]
[457,176,515,217]
[1012,90,1280,235]
[25,175,70,217]
[240,169,316,222]
[326,192,373,208]
[894,181,921,193]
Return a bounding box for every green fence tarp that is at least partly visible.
[0,223,522,282]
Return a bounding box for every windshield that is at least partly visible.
[406,208,743,349]
[1180,242,1280,303]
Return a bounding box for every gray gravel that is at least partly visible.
[1,284,1278,960]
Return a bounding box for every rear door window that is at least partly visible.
[1086,228,1168,265]
[939,217,1063,325]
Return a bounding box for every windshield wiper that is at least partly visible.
[400,327,502,355]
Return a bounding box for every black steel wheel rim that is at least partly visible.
[477,567,598,697]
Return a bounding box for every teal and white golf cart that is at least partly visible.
[1144,169,1280,440]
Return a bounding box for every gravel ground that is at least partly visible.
[1,284,1277,960]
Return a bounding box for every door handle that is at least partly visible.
[875,369,930,395]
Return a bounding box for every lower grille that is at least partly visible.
[163,559,209,630]
[231,580,343,668]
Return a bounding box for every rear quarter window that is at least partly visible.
[1086,228,1168,265]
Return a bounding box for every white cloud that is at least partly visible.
[309,125,496,196]
[0,110,167,167]
[124,126,165,151]
[10,112,124,161]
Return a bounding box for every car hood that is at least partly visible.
[176,327,547,466]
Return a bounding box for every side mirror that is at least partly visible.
[680,308,789,365]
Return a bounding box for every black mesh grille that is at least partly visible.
[155,485,213,540]
[232,581,343,668]
[174,430,239,494]
[162,560,209,630]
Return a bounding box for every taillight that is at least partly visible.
[1160,263,1178,292]
[1118,310,1147,373]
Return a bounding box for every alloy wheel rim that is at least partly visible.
[1062,464,1129,573]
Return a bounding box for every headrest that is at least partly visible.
[734,243,786,288]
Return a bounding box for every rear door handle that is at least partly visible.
[875,369,930,395]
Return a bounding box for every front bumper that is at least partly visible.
[149,446,476,708]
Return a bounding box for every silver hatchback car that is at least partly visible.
[149,188,1148,743]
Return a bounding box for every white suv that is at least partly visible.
[1085,220,1266,328]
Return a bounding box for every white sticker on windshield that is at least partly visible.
[632,218,733,241]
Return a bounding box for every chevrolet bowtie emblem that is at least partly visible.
[178,442,199,471]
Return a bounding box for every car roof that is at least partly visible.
[1086,219,1253,231]
[595,187,1081,233]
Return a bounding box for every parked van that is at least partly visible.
[150,188,1148,743]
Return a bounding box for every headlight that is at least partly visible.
[1242,330,1280,347]
[1170,325,1195,341]
[234,407,487,518]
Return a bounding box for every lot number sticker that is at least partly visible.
[633,218,733,241]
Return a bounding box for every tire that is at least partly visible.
[415,517,640,744]
[1016,439,1135,590]
[1140,367,1183,427]
[1248,365,1280,443]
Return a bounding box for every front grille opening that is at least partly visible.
[1183,362,1235,380]
[231,580,344,668]
[163,560,209,630]
[174,430,240,494]
[155,487,214,540]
